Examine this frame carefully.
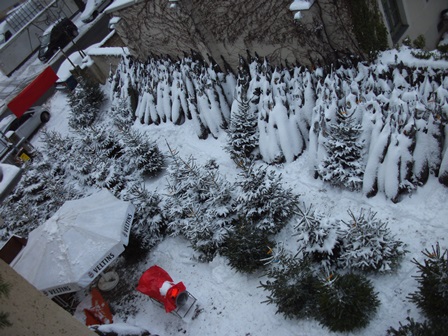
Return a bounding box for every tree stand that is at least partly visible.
[149,290,197,318]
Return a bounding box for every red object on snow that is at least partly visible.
[136,265,187,313]
[7,66,58,117]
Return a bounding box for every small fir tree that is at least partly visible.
[235,165,299,234]
[125,183,166,251]
[338,209,406,273]
[165,149,236,260]
[227,57,258,168]
[387,317,440,336]
[68,76,104,130]
[408,243,448,327]
[316,272,380,332]
[294,205,341,271]
[317,110,364,191]
[122,130,164,177]
[260,254,319,319]
[222,217,274,274]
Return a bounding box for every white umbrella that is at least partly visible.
[11,189,135,297]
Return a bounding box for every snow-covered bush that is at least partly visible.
[164,153,236,260]
[294,205,341,271]
[260,254,319,319]
[222,217,274,274]
[409,243,448,327]
[235,165,299,234]
[337,209,407,273]
[316,272,380,332]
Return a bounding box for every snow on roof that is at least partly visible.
[289,0,315,11]
[104,0,145,14]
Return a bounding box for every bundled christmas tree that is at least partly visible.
[317,109,364,191]
[338,209,407,273]
[235,165,299,234]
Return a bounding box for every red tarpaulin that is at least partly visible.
[7,66,58,117]
[136,265,187,313]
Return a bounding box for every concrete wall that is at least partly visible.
[0,259,97,336]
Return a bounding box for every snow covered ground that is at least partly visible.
[36,76,448,335]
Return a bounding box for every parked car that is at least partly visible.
[0,106,51,141]
[38,18,78,63]
[81,0,113,23]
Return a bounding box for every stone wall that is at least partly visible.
[113,0,358,70]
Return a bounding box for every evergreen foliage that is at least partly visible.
[165,149,236,260]
[348,0,388,58]
[317,110,364,191]
[124,183,166,251]
[408,243,448,327]
[316,272,380,332]
[294,205,341,271]
[235,165,299,234]
[260,254,319,319]
[227,57,258,168]
[0,275,12,329]
[222,217,273,274]
[122,130,164,177]
[0,156,80,240]
[387,317,440,336]
[68,76,104,130]
[338,209,407,273]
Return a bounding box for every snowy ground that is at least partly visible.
[34,83,448,335]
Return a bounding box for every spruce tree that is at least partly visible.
[227,57,258,168]
[409,243,448,328]
[260,254,319,319]
[122,130,164,177]
[317,110,364,191]
[316,272,380,332]
[222,217,273,274]
[294,205,341,271]
[165,150,236,260]
[68,76,104,130]
[235,165,299,234]
[338,209,407,273]
[125,183,166,251]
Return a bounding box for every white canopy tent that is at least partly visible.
[11,189,135,297]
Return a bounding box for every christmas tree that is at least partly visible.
[317,109,364,191]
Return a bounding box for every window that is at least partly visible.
[381,0,408,43]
